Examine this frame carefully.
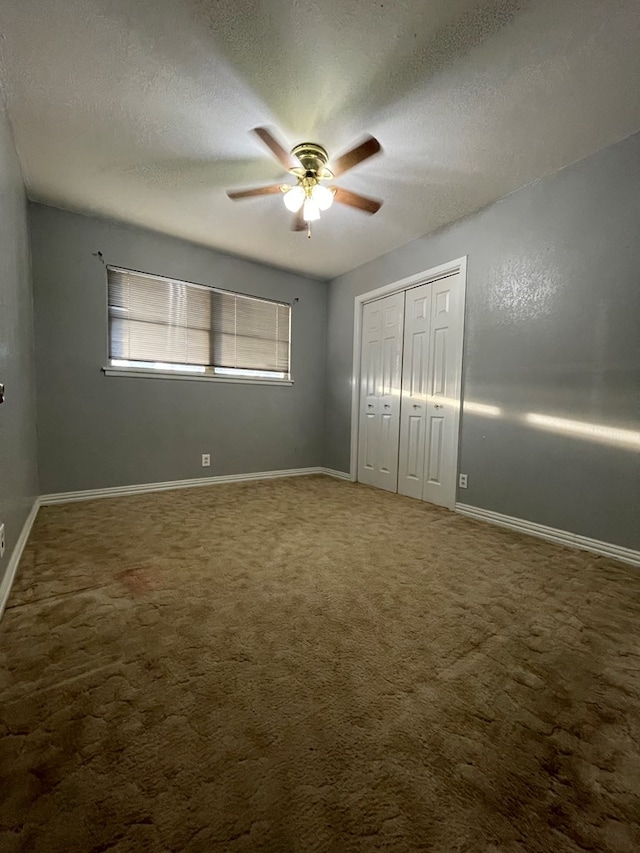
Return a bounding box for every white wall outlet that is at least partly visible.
[0,524,5,559]
[459,473,468,489]
[201,453,211,468]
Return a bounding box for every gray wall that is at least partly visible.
[0,103,38,573]
[30,204,327,494]
[326,131,640,551]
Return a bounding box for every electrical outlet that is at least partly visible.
[201,453,211,468]
[458,473,468,489]
[0,524,5,559]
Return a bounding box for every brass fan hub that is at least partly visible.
[290,142,333,180]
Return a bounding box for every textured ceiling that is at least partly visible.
[1,0,639,279]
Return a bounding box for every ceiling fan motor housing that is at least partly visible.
[291,143,333,180]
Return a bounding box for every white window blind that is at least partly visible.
[107,267,291,380]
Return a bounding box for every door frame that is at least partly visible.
[349,256,468,507]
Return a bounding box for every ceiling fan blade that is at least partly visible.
[292,208,306,231]
[332,187,382,214]
[331,135,381,177]
[252,127,298,171]
[226,184,285,200]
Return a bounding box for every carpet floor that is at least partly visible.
[1,475,639,852]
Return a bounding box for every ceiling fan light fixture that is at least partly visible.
[228,127,383,234]
[303,197,320,222]
[311,183,334,211]
[283,184,305,212]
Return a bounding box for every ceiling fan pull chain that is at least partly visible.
[307,222,312,239]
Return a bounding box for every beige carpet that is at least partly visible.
[1,475,639,852]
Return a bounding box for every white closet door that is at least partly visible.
[357,292,404,491]
[398,283,431,499]
[422,273,464,509]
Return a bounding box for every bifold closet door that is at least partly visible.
[397,283,431,500]
[357,292,404,491]
[398,273,463,508]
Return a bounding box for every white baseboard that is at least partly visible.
[0,498,41,621]
[456,503,640,567]
[39,466,352,506]
[320,468,352,481]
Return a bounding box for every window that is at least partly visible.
[106,267,291,382]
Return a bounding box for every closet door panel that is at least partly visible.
[357,304,382,486]
[398,284,431,499]
[423,274,463,508]
[357,292,404,491]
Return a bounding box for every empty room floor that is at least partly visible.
[1,475,639,852]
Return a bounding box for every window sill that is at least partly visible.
[102,367,294,386]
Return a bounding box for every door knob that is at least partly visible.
[434,404,443,409]
[412,403,421,409]
[367,404,374,408]
[384,404,391,408]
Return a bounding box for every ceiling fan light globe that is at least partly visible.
[303,198,321,222]
[283,185,305,212]
[312,184,334,211]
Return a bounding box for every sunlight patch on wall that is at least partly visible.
[524,413,640,450]
[463,401,502,417]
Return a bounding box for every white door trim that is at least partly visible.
[350,257,468,490]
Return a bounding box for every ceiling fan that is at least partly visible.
[226,127,383,237]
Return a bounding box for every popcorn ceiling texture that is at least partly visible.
[0,0,639,276]
[1,476,640,851]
